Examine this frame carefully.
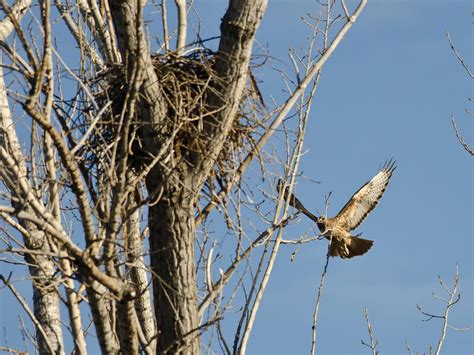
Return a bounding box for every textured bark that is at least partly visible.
[87,282,120,354]
[60,258,87,354]
[1,48,64,352]
[26,229,65,355]
[148,178,200,353]
[2,157,65,355]
[110,1,268,352]
[109,0,166,151]
[197,0,268,182]
[117,298,139,355]
[126,195,157,353]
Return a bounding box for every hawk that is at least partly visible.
[279,160,396,258]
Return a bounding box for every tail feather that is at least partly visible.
[329,236,374,259]
[348,236,374,257]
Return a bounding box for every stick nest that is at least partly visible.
[83,50,264,185]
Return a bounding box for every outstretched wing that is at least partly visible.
[334,160,396,231]
[277,180,319,224]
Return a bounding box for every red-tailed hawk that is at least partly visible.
[279,160,396,258]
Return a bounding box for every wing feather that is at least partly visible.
[334,160,396,231]
[277,179,320,223]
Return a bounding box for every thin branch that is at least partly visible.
[0,346,27,354]
[0,274,55,354]
[310,240,331,355]
[434,266,461,355]
[451,115,474,156]
[53,0,104,67]
[281,234,320,245]
[361,307,379,355]
[446,30,473,78]
[70,102,112,155]
[197,216,292,318]
[415,265,468,355]
[239,69,315,354]
[0,204,130,299]
[341,0,350,20]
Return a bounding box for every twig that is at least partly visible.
[415,265,469,355]
[446,30,473,78]
[0,346,27,355]
[281,235,320,244]
[197,216,292,318]
[341,0,350,20]
[310,239,331,355]
[0,274,56,354]
[451,115,474,156]
[361,307,379,355]
[70,102,112,155]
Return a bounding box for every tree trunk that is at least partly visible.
[110,1,268,352]
[148,177,199,353]
[1,51,64,352]
[27,233,65,355]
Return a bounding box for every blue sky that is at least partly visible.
[0,1,472,354]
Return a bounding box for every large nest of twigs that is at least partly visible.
[83,49,264,185]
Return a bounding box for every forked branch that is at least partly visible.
[361,307,379,355]
[415,266,469,355]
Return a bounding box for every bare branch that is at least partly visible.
[0,346,27,354]
[0,274,56,354]
[310,240,331,355]
[446,30,473,78]
[0,203,131,299]
[361,307,379,355]
[451,115,474,156]
[174,0,187,55]
[53,0,104,67]
[161,0,170,52]
[198,216,292,318]
[414,266,468,355]
[341,0,351,20]
[0,0,30,40]
[239,68,313,354]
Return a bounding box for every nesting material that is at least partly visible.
[80,50,264,186]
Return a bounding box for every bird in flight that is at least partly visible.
[278,160,396,259]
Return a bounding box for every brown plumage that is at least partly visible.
[278,160,396,258]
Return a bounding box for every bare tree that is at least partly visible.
[0,0,368,353]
